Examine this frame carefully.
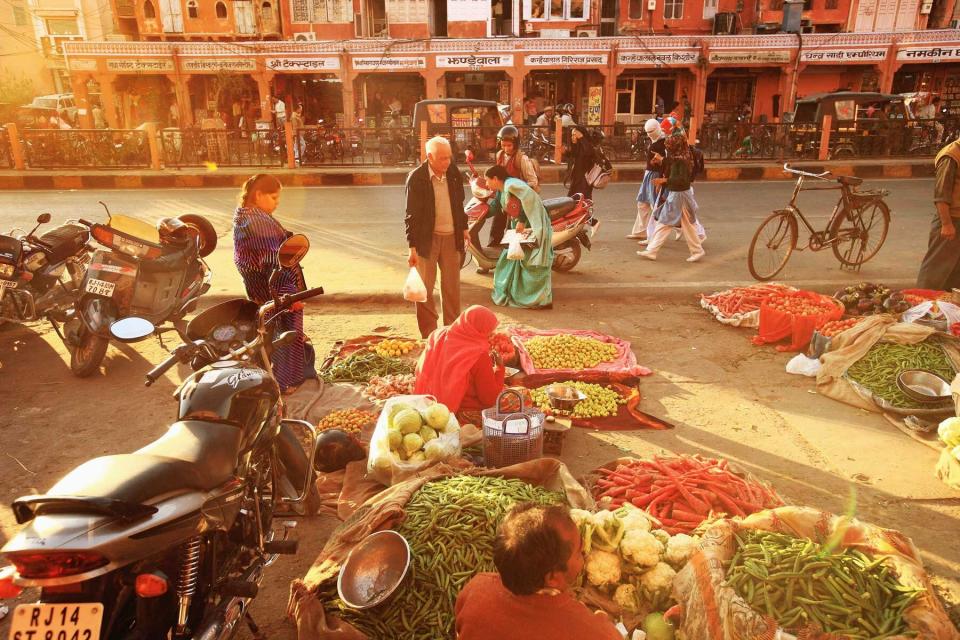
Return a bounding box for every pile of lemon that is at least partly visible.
[531,381,625,418]
[318,408,378,437]
[375,339,418,358]
[524,334,618,370]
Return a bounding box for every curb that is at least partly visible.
[0,161,935,190]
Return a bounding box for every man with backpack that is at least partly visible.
[487,125,542,246]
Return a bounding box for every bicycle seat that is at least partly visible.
[836,175,863,187]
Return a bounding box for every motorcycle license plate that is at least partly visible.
[85,278,116,297]
[8,603,103,640]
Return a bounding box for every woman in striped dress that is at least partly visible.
[233,174,307,393]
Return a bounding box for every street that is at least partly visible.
[1,176,958,638]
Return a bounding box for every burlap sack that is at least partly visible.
[672,506,959,640]
[816,317,960,414]
[288,458,594,639]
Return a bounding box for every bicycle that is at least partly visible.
[747,163,891,281]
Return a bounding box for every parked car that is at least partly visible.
[16,94,77,128]
[412,99,508,161]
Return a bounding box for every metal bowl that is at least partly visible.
[896,370,952,403]
[337,530,411,610]
[546,384,587,412]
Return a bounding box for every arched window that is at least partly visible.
[261,0,272,19]
[143,0,156,18]
[215,1,227,17]
[187,0,198,17]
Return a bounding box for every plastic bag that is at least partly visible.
[506,236,524,260]
[903,300,960,326]
[366,394,461,486]
[785,353,821,377]
[402,267,427,303]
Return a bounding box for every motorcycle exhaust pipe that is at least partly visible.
[190,560,266,640]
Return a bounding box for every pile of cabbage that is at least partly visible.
[573,504,700,616]
[384,401,459,463]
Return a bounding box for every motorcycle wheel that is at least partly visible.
[552,240,582,273]
[70,327,108,377]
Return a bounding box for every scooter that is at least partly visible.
[65,202,216,377]
[0,234,323,640]
[462,150,599,274]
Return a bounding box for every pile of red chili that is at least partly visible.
[701,284,794,316]
[592,455,785,534]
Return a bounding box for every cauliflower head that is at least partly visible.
[585,549,622,588]
[639,562,677,609]
[651,529,671,546]
[620,529,664,570]
[590,509,626,552]
[615,503,654,533]
[613,583,640,613]
[663,533,699,570]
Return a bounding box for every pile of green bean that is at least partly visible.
[320,349,415,384]
[318,475,565,639]
[725,530,924,639]
[846,340,955,408]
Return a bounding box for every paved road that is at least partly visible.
[0,178,934,296]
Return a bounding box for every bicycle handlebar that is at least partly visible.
[783,163,832,180]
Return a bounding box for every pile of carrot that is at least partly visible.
[701,284,794,317]
[592,455,785,534]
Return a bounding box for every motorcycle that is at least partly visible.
[0,234,324,640]
[525,129,556,164]
[0,213,91,326]
[65,202,217,377]
[461,150,599,274]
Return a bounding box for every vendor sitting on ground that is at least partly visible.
[414,305,505,413]
[455,502,622,640]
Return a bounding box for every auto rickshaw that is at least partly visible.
[412,99,509,161]
[787,91,910,159]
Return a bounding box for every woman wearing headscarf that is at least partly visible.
[233,174,312,393]
[637,133,706,263]
[566,125,596,200]
[628,119,666,243]
[414,305,505,413]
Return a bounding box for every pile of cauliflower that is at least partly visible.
[571,504,700,614]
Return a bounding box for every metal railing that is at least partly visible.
[160,128,286,167]
[294,126,419,167]
[696,122,799,161]
[21,129,151,169]
[0,128,11,169]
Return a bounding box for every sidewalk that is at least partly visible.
[0,157,934,190]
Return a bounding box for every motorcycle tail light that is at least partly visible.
[135,572,168,598]
[4,551,108,580]
[91,225,114,248]
[0,263,13,278]
[0,565,23,597]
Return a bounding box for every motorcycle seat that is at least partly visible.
[542,197,576,220]
[48,421,242,505]
[37,223,90,264]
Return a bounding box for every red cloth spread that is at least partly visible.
[455,573,622,640]
[415,305,503,412]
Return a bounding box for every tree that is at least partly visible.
[0,71,35,124]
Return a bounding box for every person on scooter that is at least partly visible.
[488,125,540,247]
[484,165,553,309]
[233,174,313,394]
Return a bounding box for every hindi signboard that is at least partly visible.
[352,56,427,70]
[708,50,790,64]
[524,54,608,66]
[265,57,340,71]
[181,59,257,72]
[618,51,699,66]
[436,54,514,68]
[896,46,960,61]
[800,48,887,62]
[106,59,174,73]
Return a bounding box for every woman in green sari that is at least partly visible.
[484,165,554,309]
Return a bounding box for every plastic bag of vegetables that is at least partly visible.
[366,394,461,486]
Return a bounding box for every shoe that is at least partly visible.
[674,230,682,241]
[686,252,705,263]
[637,239,648,246]
[626,233,644,239]
[637,251,657,261]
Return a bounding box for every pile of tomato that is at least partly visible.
[765,293,840,317]
[490,332,516,362]
[819,317,864,338]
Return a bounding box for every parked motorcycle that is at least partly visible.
[65,202,216,377]
[0,234,324,640]
[0,213,91,326]
[461,150,599,274]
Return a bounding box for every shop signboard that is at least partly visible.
[105,59,174,73]
[800,48,887,63]
[68,58,98,71]
[265,57,340,71]
[587,86,602,126]
[352,56,427,70]
[617,51,699,66]
[436,54,514,69]
[707,50,790,64]
[896,46,960,62]
[181,59,257,72]
[448,0,490,21]
[524,54,608,66]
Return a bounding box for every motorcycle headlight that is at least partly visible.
[0,263,14,279]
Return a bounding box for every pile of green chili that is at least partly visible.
[320,349,415,384]
[725,530,924,639]
[318,475,565,639]
[846,340,955,409]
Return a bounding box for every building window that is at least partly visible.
[187,0,198,16]
[663,0,681,19]
[628,0,643,17]
[143,0,156,18]
[11,1,27,26]
[215,1,227,17]
[46,17,80,33]
[824,0,837,8]
[524,0,590,19]
[261,0,273,18]
[291,0,353,22]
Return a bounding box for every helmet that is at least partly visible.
[313,429,366,472]
[157,217,193,244]
[497,125,519,143]
[644,118,661,134]
[564,103,575,114]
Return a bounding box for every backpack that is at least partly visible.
[690,145,705,182]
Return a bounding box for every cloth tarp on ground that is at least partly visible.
[672,506,959,640]
[287,458,593,639]
[507,327,652,381]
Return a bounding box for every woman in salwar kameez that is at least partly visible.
[484,166,554,309]
[233,174,309,393]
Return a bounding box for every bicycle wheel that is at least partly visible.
[831,199,890,267]
[748,210,798,281]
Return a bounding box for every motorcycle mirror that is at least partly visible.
[278,234,310,268]
[36,213,52,224]
[110,317,156,342]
